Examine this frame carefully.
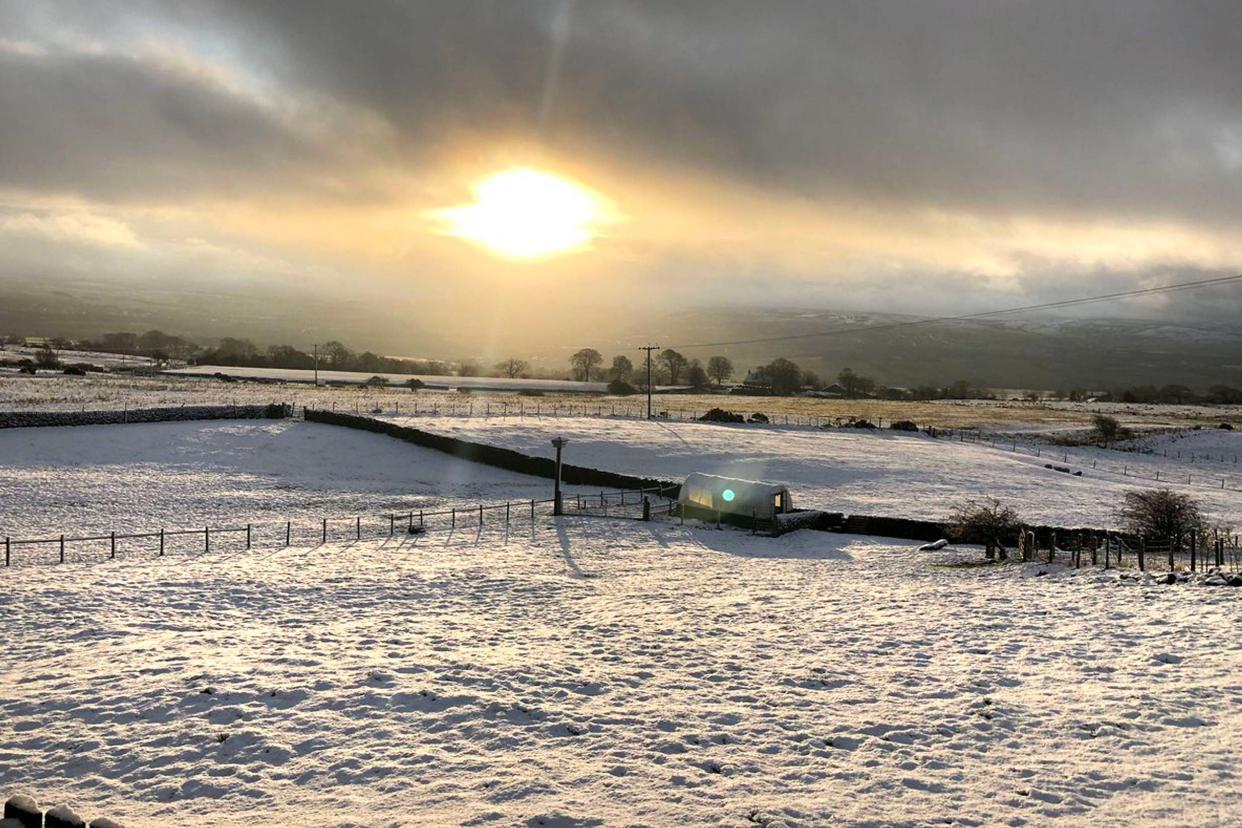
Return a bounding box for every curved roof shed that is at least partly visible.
[678,472,792,521]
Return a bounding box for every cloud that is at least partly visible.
[0,0,1240,341]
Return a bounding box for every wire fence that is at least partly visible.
[1011,529,1242,574]
[2,486,679,568]
[921,426,1242,493]
[314,398,1242,494]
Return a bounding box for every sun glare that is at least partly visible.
[430,168,614,260]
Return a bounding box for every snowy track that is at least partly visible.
[0,520,1238,826]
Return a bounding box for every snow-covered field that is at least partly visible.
[167,364,623,393]
[2,521,1239,827]
[3,404,1241,826]
[0,420,581,548]
[389,415,1242,529]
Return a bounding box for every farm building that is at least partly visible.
[678,472,793,522]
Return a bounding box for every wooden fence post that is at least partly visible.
[389,514,394,537]
[4,536,8,567]
[246,524,252,550]
[285,522,291,547]
[322,518,327,544]
[451,508,456,528]
[60,534,66,563]
[110,531,116,559]
[479,504,484,525]
[530,500,535,521]
[355,516,361,540]
[205,526,210,553]
[1138,538,1146,572]
[159,528,165,556]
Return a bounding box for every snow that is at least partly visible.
[166,365,621,393]
[388,415,1242,528]
[4,400,1241,826]
[1,521,1239,826]
[0,419,581,545]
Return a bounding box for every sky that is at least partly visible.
[1,0,1240,355]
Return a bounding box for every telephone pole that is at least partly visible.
[639,345,659,419]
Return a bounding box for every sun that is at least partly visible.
[430,167,616,260]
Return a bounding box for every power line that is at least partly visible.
[667,273,1242,351]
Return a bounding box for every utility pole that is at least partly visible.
[551,437,568,515]
[639,345,659,419]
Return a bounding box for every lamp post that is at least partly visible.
[551,436,568,515]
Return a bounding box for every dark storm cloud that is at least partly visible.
[0,46,320,199]
[2,0,1240,227]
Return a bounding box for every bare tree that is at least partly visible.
[659,349,688,385]
[609,354,633,382]
[948,497,1022,559]
[707,355,733,386]
[570,348,603,382]
[35,344,61,369]
[1117,489,1205,548]
[496,358,529,379]
[1092,414,1130,446]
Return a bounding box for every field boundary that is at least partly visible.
[0,403,291,429]
[304,408,678,493]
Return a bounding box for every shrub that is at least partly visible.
[1116,489,1205,547]
[847,418,877,429]
[889,419,918,431]
[748,412,769,424]
[62,366,86,376]
[405,378,425,391]
[1092,414,1130,445]
[518,389,545,397]
[364,375,388,387]
[948,497,1022,559]
[607,379,637,396]
[1220,423,1234,431]
[699,407,744,423]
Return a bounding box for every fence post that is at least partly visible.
[389,514,394,537]
[642,497,650,521]
[1190,533,1196,572]
[1168,541,1175,572]
[4,536,8,567]
[322,518,327,544]
[160,528,165,556]
[419,510,424,530]
[1138,538,1146,572]
[531,500,535,521]
[110,531,116,559]
[246,524,252,550]
[1103,535,1110,569]
[451,508,456,529]
[479,504,484,525]
[506,502,510,523]
[285,521,291,547]
[205,526,210,553]
[356,516,361,540]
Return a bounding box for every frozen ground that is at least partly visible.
[0,419,581,549]
[390,415,1242,529]
[1,520,1239,827]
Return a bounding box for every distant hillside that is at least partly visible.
[639,308,1242,391]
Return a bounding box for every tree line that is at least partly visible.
[14,331,1242,403]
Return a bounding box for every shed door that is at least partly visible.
[773,492,783,514]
